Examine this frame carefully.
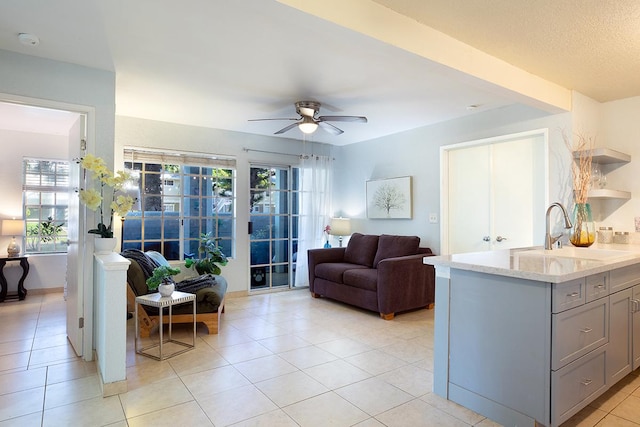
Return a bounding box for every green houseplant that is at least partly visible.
[146,265,181,296]
[185,232,228,275]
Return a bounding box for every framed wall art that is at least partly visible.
[366,176,412,219]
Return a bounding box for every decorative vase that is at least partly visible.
[94,237,117,254]
[569,203,595,247]
[324,240,331,248]
[158,282,175,297]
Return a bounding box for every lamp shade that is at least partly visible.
[329,217,351,236]
[298,116,319,134]
[2,219,24,236]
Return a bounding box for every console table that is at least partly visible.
[0,255,29,302]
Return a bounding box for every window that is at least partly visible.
[23,159,70,253]
[122,148,236,261]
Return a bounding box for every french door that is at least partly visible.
[249,164,300,291]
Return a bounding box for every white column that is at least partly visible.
[94,252,130,396]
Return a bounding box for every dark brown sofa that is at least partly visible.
[307,233,435,319]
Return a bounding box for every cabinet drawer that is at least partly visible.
[552,298,608,370]
[553,278,586,313]
[586,272,609,303]
[610,264,640,293]
[552,344,608,426]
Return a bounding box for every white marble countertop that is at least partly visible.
[423,243,640,283]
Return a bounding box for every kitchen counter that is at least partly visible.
[425,243,640,426]
[423,243,640,283]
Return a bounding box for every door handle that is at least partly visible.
[496,236,507,242]
[482,236,491,242]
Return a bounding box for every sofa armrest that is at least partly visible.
[307,247,347,292]
[377,253,436,315]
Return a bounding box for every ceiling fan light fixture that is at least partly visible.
[298,117,318,134]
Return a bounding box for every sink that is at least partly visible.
[517,247,636,261]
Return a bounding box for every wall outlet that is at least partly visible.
[429,213,438,223]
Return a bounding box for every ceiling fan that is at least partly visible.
[249,101,367,135]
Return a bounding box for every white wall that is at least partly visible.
[114,116,329,293]
[334,104,572,254]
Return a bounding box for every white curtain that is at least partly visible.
[294,155,333,287]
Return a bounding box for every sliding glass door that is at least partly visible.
[249,164,300,291]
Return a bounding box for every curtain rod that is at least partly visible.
[243,148,334,160]
[243,148,309,159]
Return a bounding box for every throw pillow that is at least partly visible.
[344,233,379,267]
[373,234,420,267]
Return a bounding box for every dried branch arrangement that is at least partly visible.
[564,132,595,203]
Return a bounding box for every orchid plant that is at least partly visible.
[79,154,135,238]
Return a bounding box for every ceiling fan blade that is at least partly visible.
[248,117,298,122]
[318,115,367,123]
[274,122,300,134]
[318,121,344,135]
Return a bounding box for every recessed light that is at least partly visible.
[18,33,40,47]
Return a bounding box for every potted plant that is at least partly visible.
[146,265,181,297]
[185,232,228,275]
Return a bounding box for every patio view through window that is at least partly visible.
[121,149,236,261]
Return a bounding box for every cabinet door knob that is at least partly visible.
[580,378,593,386]
[580,327,593,333]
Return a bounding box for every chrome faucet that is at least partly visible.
[545,202,573,250]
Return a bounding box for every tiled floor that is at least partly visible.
[0,290,639,426]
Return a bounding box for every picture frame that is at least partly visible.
[366,176,412,219]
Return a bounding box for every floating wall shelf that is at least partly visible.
[574,147,632,200]
[587,189,631,200]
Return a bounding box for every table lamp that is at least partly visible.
[2,219,24,257]
[329,217,351,247]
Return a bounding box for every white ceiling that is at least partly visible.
[0,0,638,144]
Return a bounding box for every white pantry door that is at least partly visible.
[444,131,546,255]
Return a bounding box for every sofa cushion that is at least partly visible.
[315,262,368,284]
[344,233,379,267]
[373,234,420,267]
[343,268,378,292]
[126,259,150,296]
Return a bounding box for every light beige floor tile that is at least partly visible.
[0,410,42,427]
[283,391,369,427]
[0,339,32,357]
[242,323,289,340]
[182,364,251,399]
[46,359,97,385]
[316,337,372,358]
[279,345,338,369]
[127,400,213,427]
[31,332,70,350]
[378,364,433,397]
[0,366,46,395]
[380,339,429,363]
[335,377,413,416]
[376,398,469,427]
[345,349,407,376]
[420,392,485,425]
[257,334,312,354]
[198,384,278,426]
[199,327,254,349]
[124,358,177,391]
[167,345,228,376]
[595,413,640,426]
[610,395,640,424]
[0,351,29,372]
[588,386,630,412]
[255,370,328,407]
[294,328,346,345]
[42,395,124,427]
[44,374,102,409]
[234,354,298,383]
[353,418,386,427]
[561,404,607,427]
[303,359,371,390]
[216,341,273,364]
[476,417,505,427]
[610,374,640,395]
[230,409,299,426]
[0,387,44,422]
[28,343,77,367]
[120,377,194,418]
